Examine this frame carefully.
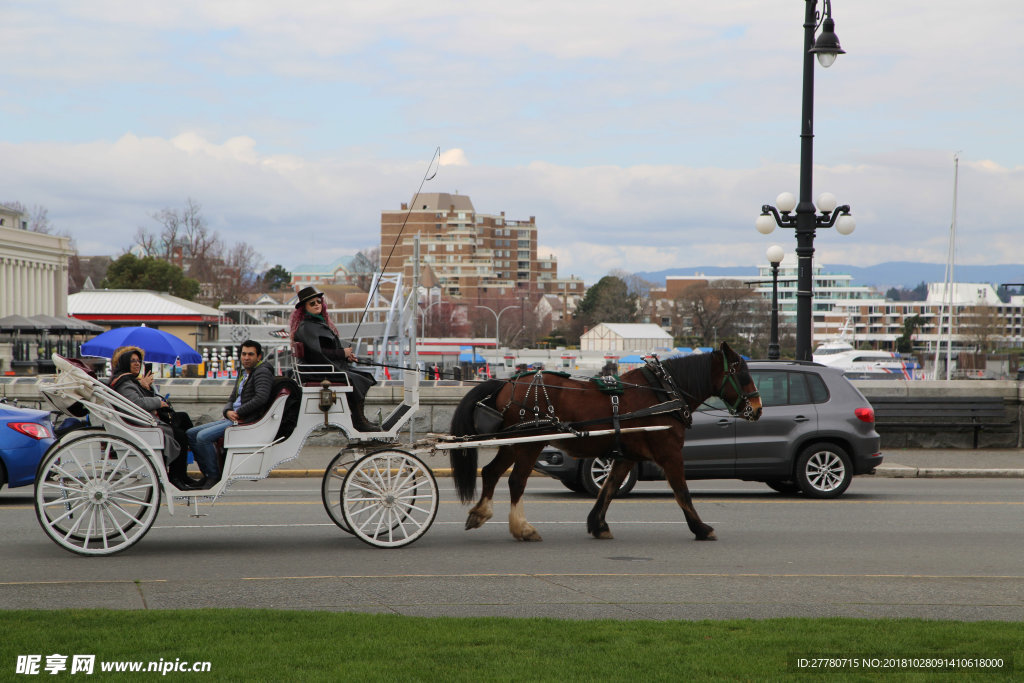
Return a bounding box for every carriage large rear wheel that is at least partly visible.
[34,434,161,556]
[340,449,438,548]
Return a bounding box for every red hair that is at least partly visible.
[289,297,339,338]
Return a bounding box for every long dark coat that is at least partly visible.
[293,316,376,401]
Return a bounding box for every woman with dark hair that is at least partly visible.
[290,286,377,431]
[110,346,199,490]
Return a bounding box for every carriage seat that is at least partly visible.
[291,342,351,387]
[222,381,300,450]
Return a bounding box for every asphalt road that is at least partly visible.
[2,475,1022,620]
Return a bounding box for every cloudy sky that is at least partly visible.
[2,1,1022,285]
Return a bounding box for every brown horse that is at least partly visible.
[448,341,762,542]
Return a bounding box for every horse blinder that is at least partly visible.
[718,359,761,421]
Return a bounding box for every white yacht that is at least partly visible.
[813,339,919,380]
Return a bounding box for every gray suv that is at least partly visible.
[534,360,882,498]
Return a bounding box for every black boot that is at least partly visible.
[349,398,377,432]
[167,453,201,490]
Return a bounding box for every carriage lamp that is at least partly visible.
[754,0,853,362]
[318,379,336,425]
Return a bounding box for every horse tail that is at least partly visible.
[449,379,504,504]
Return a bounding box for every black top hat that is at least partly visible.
[295,286,325,309]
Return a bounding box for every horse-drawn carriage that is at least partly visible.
[34,343,761,555]
[35,355,437,555]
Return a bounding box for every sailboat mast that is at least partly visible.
[932,154,959,380]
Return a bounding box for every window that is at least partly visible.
[749,371,826,406]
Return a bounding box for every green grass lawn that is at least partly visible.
[3,611,1021,681]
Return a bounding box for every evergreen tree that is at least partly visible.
[102,253,201,300]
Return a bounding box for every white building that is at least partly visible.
[752,254,882,340]
[580,323,673,352]
[0,210,74,318]
[824,282,1024,350]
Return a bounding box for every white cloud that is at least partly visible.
[2,2,1023,287]
[439,149,470,167]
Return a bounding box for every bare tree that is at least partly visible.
[1,201,54,233]
[961,304,1003,352]
[350,247,380,291]
[674,280,762,346]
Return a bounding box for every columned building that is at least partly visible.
[0,208,74,318]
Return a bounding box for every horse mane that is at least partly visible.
[660,351,717,400]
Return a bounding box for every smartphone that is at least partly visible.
[144,363,153,375]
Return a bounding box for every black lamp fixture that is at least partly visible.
[755,0,854,362]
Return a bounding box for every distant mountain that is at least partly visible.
[635,262,1024,290]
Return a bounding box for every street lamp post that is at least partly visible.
[766,244,785,360]
[475,304,520,351]
[755,0,855,361]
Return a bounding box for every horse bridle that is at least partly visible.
[717,354,760,420]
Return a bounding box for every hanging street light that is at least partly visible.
[755,0,855,361]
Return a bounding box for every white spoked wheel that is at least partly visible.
[341,449,438,548]
[34,434,161,556]
[322,449,360,534]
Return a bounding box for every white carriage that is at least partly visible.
[35,355,438,555]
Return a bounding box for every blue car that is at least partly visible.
[0,402,56,490]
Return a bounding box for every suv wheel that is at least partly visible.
[764,479,801,494]
[580,457,638,497]
[795,444,852,499]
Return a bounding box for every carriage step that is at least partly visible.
[381,403,413,431]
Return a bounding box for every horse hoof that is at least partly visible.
[696,529,717,541]
[595,530,614,540]
[465,513,488,530]
[517,526,543,542]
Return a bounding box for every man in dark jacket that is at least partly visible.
[185,340,274,487]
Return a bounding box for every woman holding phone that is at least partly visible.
[109,346,199,490]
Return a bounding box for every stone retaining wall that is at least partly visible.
[3,377,1022,449]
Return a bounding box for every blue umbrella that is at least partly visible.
[458,347,486,363]
[81,326,202,365]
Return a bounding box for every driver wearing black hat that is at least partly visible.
[289,286,378,431]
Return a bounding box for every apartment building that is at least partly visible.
[824,282,1024,350]
[380,193,584,309]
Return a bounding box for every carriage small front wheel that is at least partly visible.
[34,433,162,556]
[340,449,438,548]
[321,449,360,534]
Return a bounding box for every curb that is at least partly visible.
[874,466,1024,479]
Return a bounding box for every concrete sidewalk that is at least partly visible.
[265,443,1024,479]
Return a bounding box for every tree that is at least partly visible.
[1,201,54,233]
[350,247,380,292]
[261,264,291,291]
[673,280,762,347]
[102,253,201,300]
[961,305,1002,353]
[896,314,923,353]
[572,276,637,338]
[134,198,264,303]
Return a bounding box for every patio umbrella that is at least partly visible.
[81,326,202,365]
[0,314,42,332]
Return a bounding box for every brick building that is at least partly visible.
[380,193,584,311]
